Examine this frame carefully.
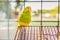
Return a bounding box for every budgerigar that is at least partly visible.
[14,6,32,40]
[18,6,32,27]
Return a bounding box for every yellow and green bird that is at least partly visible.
[14,6,32,40]
[18,6,32,27]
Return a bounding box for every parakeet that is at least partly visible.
[14,6,32,40]
[18,6,32,27]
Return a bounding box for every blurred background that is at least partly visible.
[0,0,59,40]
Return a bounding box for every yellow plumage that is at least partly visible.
[18,6,32,27]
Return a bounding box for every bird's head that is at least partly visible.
[23,6,32,13]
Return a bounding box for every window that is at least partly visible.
[0,0,59,40]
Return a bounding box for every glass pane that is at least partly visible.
[30,22,41,26]
[9,2,24,20]
[59,22,60,26]
[9,22,17,40]
[9,0,24,1]
[25,2,41,21]
[8,0,16,1]
[59,2,60,26]
[59,0,60,1]
[42,0,58,1]
[0,0,7,1]
[0,2,8,40]
[59,2,60,21]
[42,22,58,26]
[25,0,41,1]
[0,22,8,39]
[0,2,10,21]
[42,2,58,21]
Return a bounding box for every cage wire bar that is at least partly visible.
[7,0,9,40]
[0,0,60,40]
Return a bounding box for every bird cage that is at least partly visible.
[14,26,60,40]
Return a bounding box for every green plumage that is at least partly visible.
[19,12,31,24]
